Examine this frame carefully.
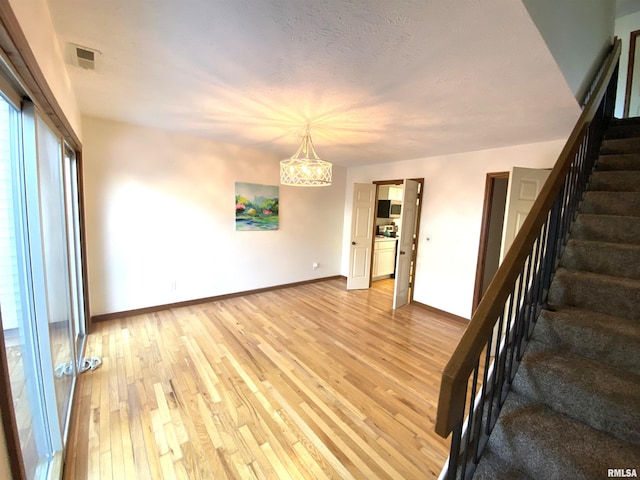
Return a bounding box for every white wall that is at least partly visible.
[522,0,615,103]
[8,0,81,139]
[341,139,566,319]
[83,116,346,316]
[615,11,640,117]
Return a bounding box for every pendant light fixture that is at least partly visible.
[280,125,332,186]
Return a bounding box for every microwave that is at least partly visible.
[389,201,402,218]
[378,200,402,218]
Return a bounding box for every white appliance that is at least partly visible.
[379,224,398,237]
[389,201,402,218]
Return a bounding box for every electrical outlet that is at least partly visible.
[170,280,177,291]
[312,262,319,270]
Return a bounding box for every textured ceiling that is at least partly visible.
[47,0,579,167]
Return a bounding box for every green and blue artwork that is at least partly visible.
[235,182,279,231]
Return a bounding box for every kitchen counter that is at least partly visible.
[375,236,397,242]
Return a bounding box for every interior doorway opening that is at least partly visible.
[372,179,423,308]
[345,178,424,309]
[472,172,509,312]
[624,29,640,118]
[473,167,550,313]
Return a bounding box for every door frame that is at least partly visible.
[472,172,509,313]
[624,29,640,118]
[371,178,424,305]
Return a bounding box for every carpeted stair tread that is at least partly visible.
[485,392,640,480]
[580,191,640,216]
[512,348,640,446]
[601,137,640,154]
[588,170,640,191]
[548,268,640,321]
[596,154,640,171]
[571,213,640,244]
[560,239,640,279]
[535,306,640,375]
[472,450,534,480]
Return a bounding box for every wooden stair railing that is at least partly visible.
[434,38,622,480]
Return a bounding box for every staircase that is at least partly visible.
[474,117,640,479]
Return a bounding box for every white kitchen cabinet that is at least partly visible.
[378,185,403,201]
[388,186,403,201]
[373,238,397,279]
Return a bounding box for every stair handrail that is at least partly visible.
[435,38,621,478]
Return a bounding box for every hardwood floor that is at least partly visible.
[6,342,38,479]
[64,278,468,479]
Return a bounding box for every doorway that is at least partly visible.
[625,29,640,118]
[373,179,423,308]
[473,167,550,312]
[472,172,509,312]
[346,178,424,308]
[0,98,86,479]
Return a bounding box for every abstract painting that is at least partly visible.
[235,182,279,231]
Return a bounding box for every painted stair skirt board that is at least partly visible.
[474,116,640,479]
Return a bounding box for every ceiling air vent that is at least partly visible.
[67,43,100,70]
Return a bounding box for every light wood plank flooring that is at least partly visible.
[64,278,468,479]
[6,342,38,479]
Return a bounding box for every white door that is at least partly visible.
[500,167,550,262]
[393,179,419,309]
[347,183,376,290]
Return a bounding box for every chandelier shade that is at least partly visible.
[280,126,332,187]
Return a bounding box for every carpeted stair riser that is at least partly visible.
[486,392,640,480]
[548,268,640,321]
[560,239,640,280]
[580,191,640,216]
[596,153,640,170]
[588,171,640,191]
[535,307,640,375]
[511,346,640,446]
[600,137,640,154]
[605,124,640,139]
[571,214,640,244]
[609,117,640,127]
